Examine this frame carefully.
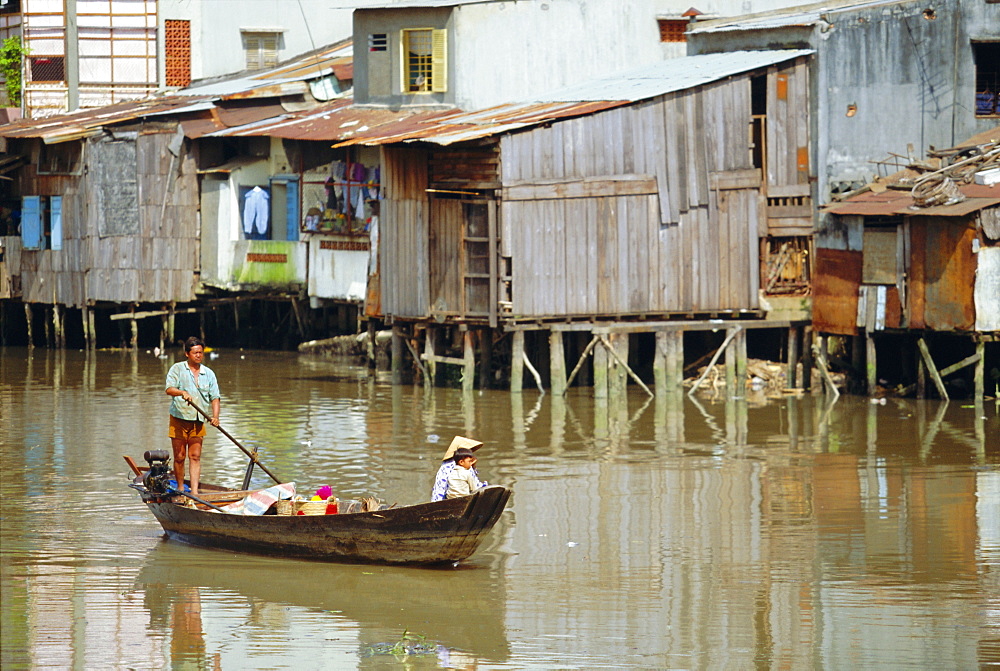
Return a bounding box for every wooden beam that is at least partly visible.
[688,326,741,397]
[813,337,841,399]
[503,174,657,201]
[975,341,985,400]
[917,338,949,401]
[522,350,544,394]
[563,335,599,393]
[109,306,202,321]
[937,351,982,379]
[599,335,653,398]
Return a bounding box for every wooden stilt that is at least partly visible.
[564,335,599,392]
[43,306,51,348]
[159,314,167,352]
[599,335,652,398]
[666,330,683,392]
[130,315,139,350]
[549,330,567,396]
[88,305,96,350]
[479,329,493,390]
[167,302,176,348]
[23,303,33,348]
[424,326,437,388]
[81,305,90,349]
[866,332,877,395]
[510,330,525,393]
[608,332,629,399]
[52,304,62,348]
[522,349,545,393]
[689,326,741,397]
[802,325,813,391]
[916,339,926,399]
[593,333,608,400]
[391,326,405,386]
[654,332,667,392]
[813,335,841,398]
[367,321,376,369]
[787,326,799,389]
[974,340,985,401]
[917,337,948,400]
[462,329,475,393]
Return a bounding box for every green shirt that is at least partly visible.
[166,361,220,422]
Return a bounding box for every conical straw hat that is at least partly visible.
[441,435,483,461]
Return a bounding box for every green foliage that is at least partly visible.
[363,629,438,659]
[0,36,24,107]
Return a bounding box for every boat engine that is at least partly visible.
[142,450,172,494]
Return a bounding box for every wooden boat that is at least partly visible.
[125,451,511,566]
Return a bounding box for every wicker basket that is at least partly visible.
[276,497,338,516]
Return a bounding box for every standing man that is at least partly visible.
[165,337,221,496]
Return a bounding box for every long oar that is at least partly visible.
[186,400,282,485]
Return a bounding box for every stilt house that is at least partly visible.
[819,128,1000,399]
[338,50,814,393]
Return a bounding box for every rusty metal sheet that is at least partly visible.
[922,221,977,331]
[813,247,861,335]
[0,95,218,142]
[827,186,1000,217]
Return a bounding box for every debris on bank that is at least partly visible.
[686,358,846,398]
[298,330,392,357]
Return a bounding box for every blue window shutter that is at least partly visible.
[22,196,42,250]
[285,178,299,242]
[50,196,63,250]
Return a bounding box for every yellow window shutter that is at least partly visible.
[431,28,447,93]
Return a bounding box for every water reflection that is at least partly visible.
[1,348,998,669]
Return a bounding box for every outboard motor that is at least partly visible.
[142,450,173,494]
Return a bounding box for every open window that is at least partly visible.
[21,195,62,251]
[37,141,83,175]
[401,28,447,93]
[974,42,1000,117]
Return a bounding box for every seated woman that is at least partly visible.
[431,436,483,501]
[445,448,487,499]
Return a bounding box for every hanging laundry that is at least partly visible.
[243,186,269,236]
[351,162,367,183]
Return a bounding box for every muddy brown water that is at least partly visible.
[1,347,998,669]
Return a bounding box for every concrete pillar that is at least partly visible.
[510,330,525,393]
[549,330,567,396]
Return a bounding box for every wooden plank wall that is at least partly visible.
[381,145,429,318]
[500,71,768,317]
[766,59,810,196]
[20,125,200,307]
[429,198,463,314]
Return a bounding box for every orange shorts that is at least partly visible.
[169,415,206,440]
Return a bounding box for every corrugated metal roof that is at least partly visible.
[180,39,353,98]
[825,185,1000,216]
[0,95,219,142]
[689,0,904,34]
[526,50,813,103]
